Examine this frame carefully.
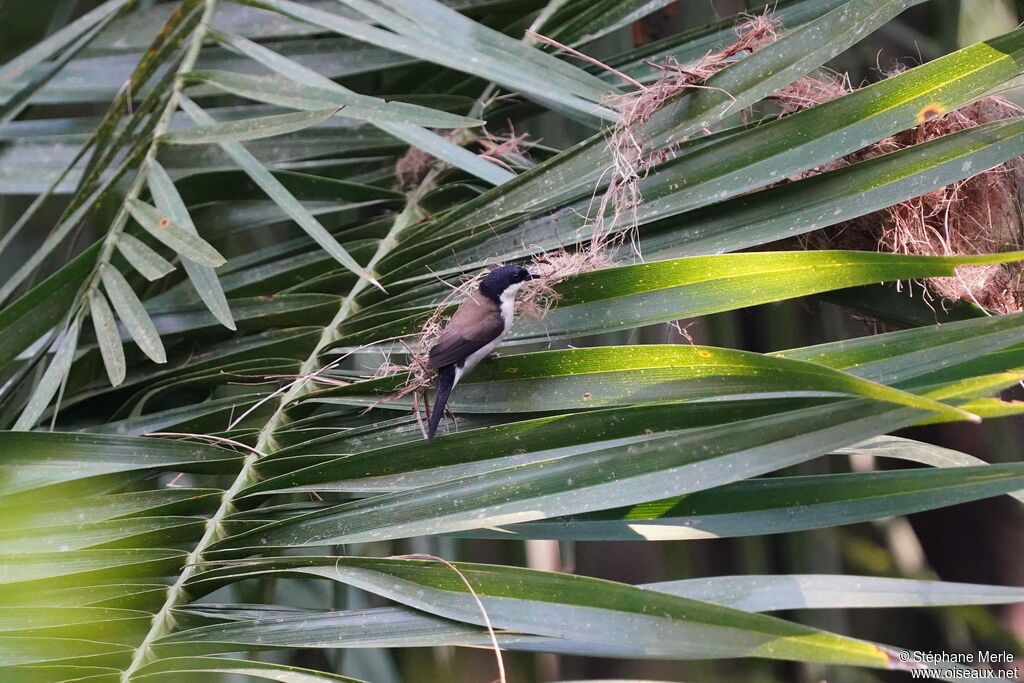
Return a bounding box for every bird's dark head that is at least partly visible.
[478,265,536,303]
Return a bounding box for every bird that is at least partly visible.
[425,265,537,442]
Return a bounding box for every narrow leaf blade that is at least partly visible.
[162,108,341,144]
[116,233,175,281]
[126,197,225,268]
[189,557,893,667]
[147,160,235,329]
[185,70,483,129]
[89,289,126,387]
[12,318,80,431]
[178,96,381,290]
[100,265,166,364]
[210,29,515,186]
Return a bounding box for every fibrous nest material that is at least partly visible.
[594,16,782,249]
[792,82,1024,313]
[867,97,1023,313]
[636,16,1024,314]
[386,10,1024,414]
[393,123,536,190]
[394,145,436,191]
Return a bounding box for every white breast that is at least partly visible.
[453,281,524,385]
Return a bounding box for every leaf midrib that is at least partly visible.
[120,141,440,681]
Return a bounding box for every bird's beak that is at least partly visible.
[527,272,540,280]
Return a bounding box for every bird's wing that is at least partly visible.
[426,294,504,369]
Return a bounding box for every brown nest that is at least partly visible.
[795,84,1024,313]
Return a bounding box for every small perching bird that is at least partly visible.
[425,265,537,442]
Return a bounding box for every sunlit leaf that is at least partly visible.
[188,557,893,667]
[308,345,975,422]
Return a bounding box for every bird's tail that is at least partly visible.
[427,365,456,443]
